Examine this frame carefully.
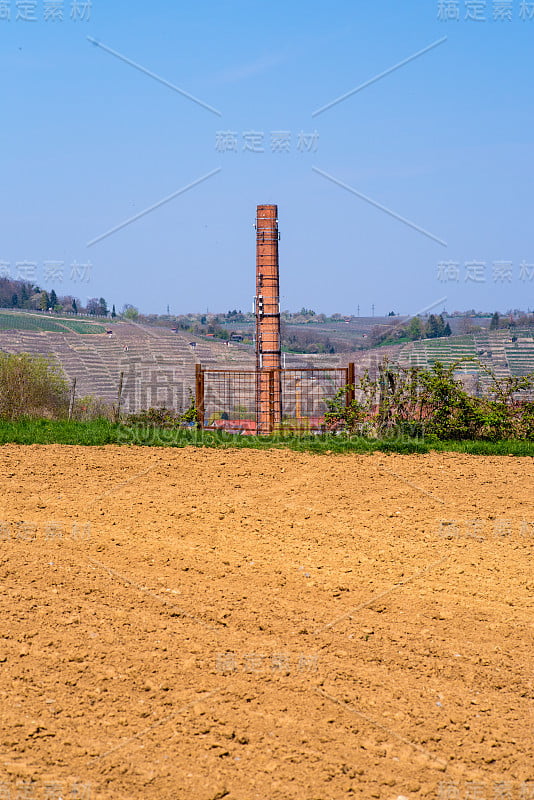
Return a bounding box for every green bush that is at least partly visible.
[125,392,197,428]
[324,358,534,441]
[0,352,69,420]
[125,406,183,428]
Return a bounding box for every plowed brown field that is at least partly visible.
[0,445,532,800]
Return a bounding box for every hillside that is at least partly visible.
[396,330,534,392]
[1,311,533,412]
[0,314,324,413]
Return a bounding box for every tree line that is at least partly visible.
[0,277,115,317]
[370,314,452,347]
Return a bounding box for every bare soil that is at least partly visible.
[0,445,532,800]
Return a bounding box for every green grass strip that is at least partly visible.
[0,418,533,456]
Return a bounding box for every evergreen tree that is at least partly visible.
[490,312,500,330]
[72,299,77,315]
[111,304,116,318]
[426,314,446,338]
[40,291,49,311]
[49,289,58,309]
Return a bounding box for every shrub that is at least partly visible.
[125,406,183,428]
[125,392,197,428]
[324,357,534,440]
[0,352,69,420]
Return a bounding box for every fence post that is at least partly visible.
[347,362,355,408]
[195,364,204,430]
[115,371,124,423]
[68,377,77,420]
[268,369,275,434]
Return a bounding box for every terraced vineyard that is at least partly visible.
[1,313,533,412]
[397,330,534,394]
[0,319,259,413]
[0,311,106,335]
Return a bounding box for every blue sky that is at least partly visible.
[1,0,533,315]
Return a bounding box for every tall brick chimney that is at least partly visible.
[255,204,282,434]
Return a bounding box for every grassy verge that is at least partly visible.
[0,418,533,455]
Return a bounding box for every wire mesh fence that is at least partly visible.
[196,365,353,434]
[121,364,190,415]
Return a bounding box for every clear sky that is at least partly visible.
[1,0,533,316]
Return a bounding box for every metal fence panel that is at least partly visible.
[197,366,350,434]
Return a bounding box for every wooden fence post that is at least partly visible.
[115,371,124,423]
[347,362,355,408]
[68,377,77,420]
[195,364,204,430]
